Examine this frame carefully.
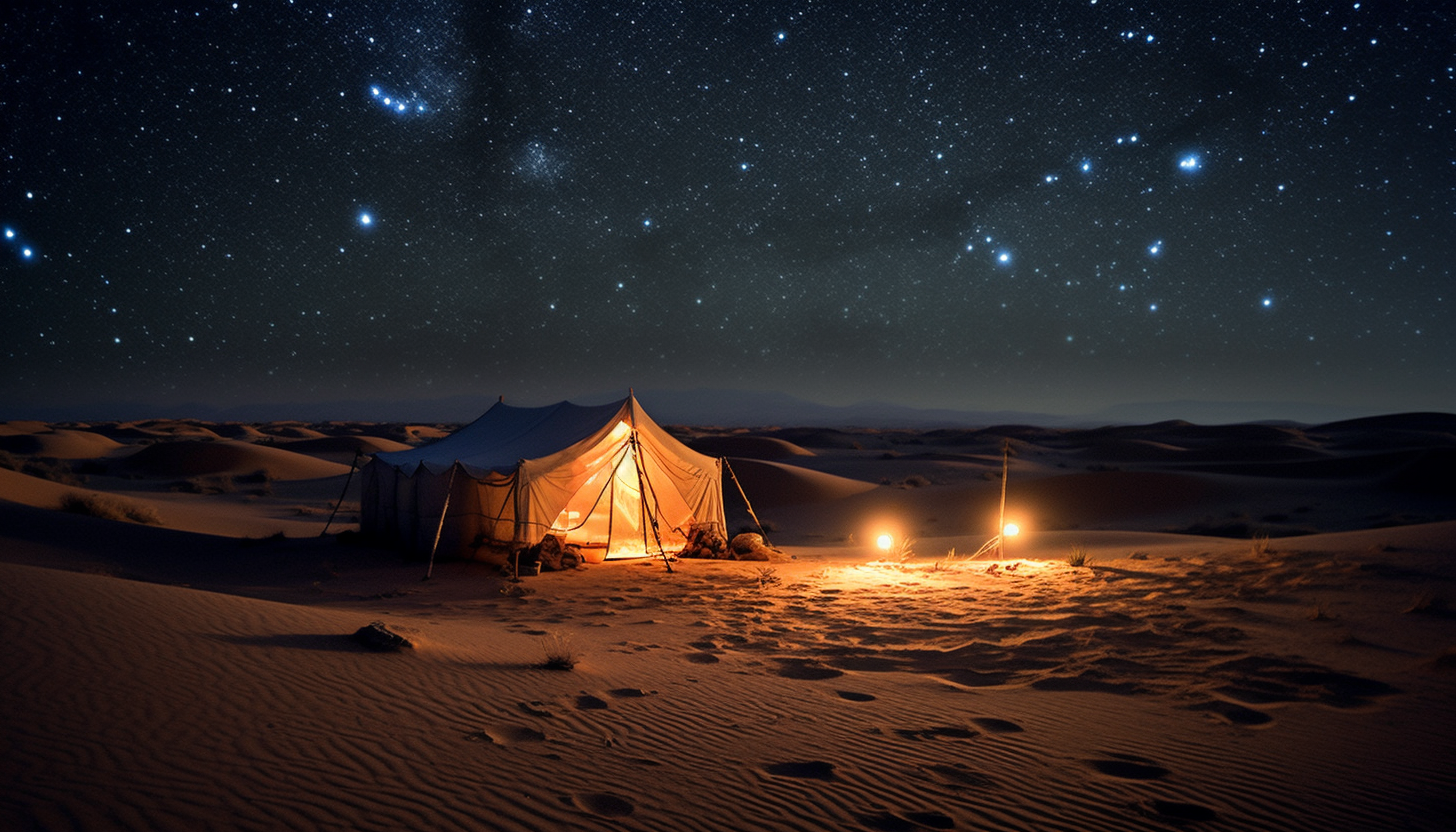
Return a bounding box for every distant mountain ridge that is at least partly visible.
[4,388,1398,427]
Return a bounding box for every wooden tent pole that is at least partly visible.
[723,458,770,546]
[425,464,458,580]
[629,430,673,573]
[321,448,362,536]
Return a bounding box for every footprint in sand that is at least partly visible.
[569,792,635,817]
[837,690,877,702]
[970,717,1023,733]
[764,760,837,780]
[465,724,545,747]
[686,652,721,664]
[1085,755,1169,780]
[576,694,609,710]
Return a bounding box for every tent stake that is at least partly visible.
[424,465,458,580]
[321,449,362,537]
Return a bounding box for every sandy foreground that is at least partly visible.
[1,415,1453,831]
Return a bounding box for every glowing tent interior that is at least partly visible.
[359,394,726,561]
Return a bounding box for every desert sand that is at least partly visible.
[1,414,1453,831]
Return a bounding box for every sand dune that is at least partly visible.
[275,435,415,457]
[725,457,878,506]
[690,435,816,459]
[1,415,1453,831]
[0,428,127,459]
[120,439,352,481]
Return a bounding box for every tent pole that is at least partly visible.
[425,465,458,580]
[321,449,362,536]
[723,458,770,546]
[631,431,673,573]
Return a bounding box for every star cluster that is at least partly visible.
[1,2,1451,416]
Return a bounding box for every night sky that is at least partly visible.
[2,2,1452,418]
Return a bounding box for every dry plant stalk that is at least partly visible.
[539,631,576,670]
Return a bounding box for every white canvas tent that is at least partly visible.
[360,394,725,561]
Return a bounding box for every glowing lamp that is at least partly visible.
[1003,523,1020,537]
[876,534,894,551]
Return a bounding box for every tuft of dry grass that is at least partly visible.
[1250,534,1272,558]
[894,536,917,562]
[754,566,782,590]
[60,492,161,525]
[1067,545,1090,568]
[538,631,576,670]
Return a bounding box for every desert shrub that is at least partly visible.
[236,469,272,484]
[901,474,930,488]
[1067,545,1090,568]
[754,567,782,590]
[60,492,161,525]
[1249,534,1271,557]
[894,536,917,561]
[172,475,235,494]
[539,632,576,670]
[22,459,84,486]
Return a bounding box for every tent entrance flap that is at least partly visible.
[547,441,646,559]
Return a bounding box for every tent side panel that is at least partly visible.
[436,469,518,560]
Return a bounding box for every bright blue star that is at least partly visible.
[1261,297,1274,308]
[358,211,373,227]
[1179,153,1202,171]
[1080,159,1092,174]
[21,247,33,259]
[368,84,428,118]
[3,228,13,240]
[642,218,653,229]
[995,250,1012,266]
[1148,240,1163,256]
[774,30,786,43]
